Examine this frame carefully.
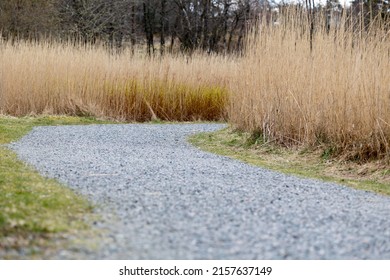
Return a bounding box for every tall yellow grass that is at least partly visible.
[0,40,229,121]
[1,12,389,160]
[230,13,390,160]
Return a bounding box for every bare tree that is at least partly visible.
[0,0,281,53]
[0,0,58,40]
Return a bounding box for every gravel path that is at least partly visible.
[9,123,390,259]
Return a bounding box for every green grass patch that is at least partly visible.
[0,115,115,257]
[189,128,390,196]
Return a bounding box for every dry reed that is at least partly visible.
[0,40,229,121]
[1,11,389,161]
[229,11,390,160]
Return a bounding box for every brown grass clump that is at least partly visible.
[229,12,390,161]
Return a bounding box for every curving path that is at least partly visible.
[9,124,390,259]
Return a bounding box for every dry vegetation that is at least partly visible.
[231,12,390,161]
[1,11,389,162]
[0,41,230,121]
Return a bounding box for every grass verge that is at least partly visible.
[189,128,390,196]
[0,115,114,258]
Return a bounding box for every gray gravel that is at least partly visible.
[8,123,390,259]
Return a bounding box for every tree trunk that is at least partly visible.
[202,0,211,50]
[143,1,155,56]
[160,0,167,55]
[131,4,136,55]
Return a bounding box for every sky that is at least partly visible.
[274,0,352,7]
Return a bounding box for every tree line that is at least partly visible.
[0,0,389,53]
